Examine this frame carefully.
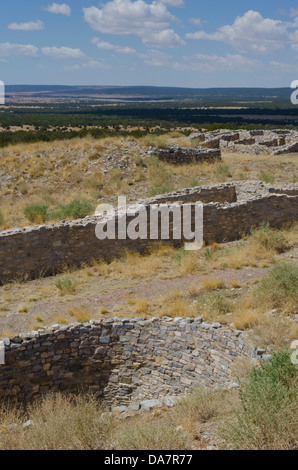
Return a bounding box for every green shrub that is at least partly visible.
[198,291,233,319]
[48,199,93,221]
[24,204,48,224]
[0,210,4,226]
[259,171,275,184]
[204,247,213,260]
[188,177,199,187]
[222,350,298,450]
[253,262,298,311]
[250,223,290,253]
[55,276,77,295]
[147,155,173,189]
[60,199,93,219]
[215,164,231,179]
[148,184,172,197]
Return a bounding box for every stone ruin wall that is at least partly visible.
[191,129,298,155]
[157,147,222,164]
[0,182,297,284]
[0,317,249,406]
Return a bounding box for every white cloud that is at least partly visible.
[44,3,71,16]
[63,64,81,71]
[0,42,38,57]
[8,20,44,31]
[173,53,259,72]
[269,61,296,72]
[42,46,85,59]
[83,1,174,35]
[139,49,172,67]
[83,0,183,48]
[65,60,111,71]
[92,37,136,54]
[143,29,185,48]
[290,8,298,18]
[159,0,184,6]
[189,18,201,26]
[82,60,111,69]
[186,10,290,55]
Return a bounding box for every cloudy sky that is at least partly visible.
[1,0,298,87]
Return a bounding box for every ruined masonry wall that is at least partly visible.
[0,318,248,405]
[0,183,297,282]
[157,147,221,164]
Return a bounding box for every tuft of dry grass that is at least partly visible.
[67,308,92,323]
[201,278,225,291]
[127,297,151,315]
[231,308,259,330]
[252,313,298,350]
[160,289,196,318]
[115,413,189,451]
[176,250,202,275]
[173,387,230,432]
[230,280,242,289]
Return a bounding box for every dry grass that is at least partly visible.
[160,289,196,318]
[142,132,191,150]
[173,387,231,432]
[0,393,115,450]
[127,297,151,315]
[1,132,297,231]
[115,412,189,451]
[201,278,225,291]
[67,308,93,323]
[0,136,146,230]
[116,386,236,450]
[251,313,298,350]
[110,245,176,280]
[178,252,202,275]
[162,150,297,190]
[209,241,274,269]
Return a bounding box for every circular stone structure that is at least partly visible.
[0,317,250,405]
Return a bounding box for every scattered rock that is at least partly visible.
[23,420,34,429]
[140,399,162,411]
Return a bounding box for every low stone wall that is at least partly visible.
[191,129,298,155]
[157,147,221,164]
[0,183,297,283]
[150,183,237,204]
[0,318,249,405]
[202,194,297,243]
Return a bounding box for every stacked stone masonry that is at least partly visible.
[157,146,222,164]
[0,181,297,283]
[0,318,249,405]
[190,129,298,155]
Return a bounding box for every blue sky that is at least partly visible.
[1,0,298,87]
